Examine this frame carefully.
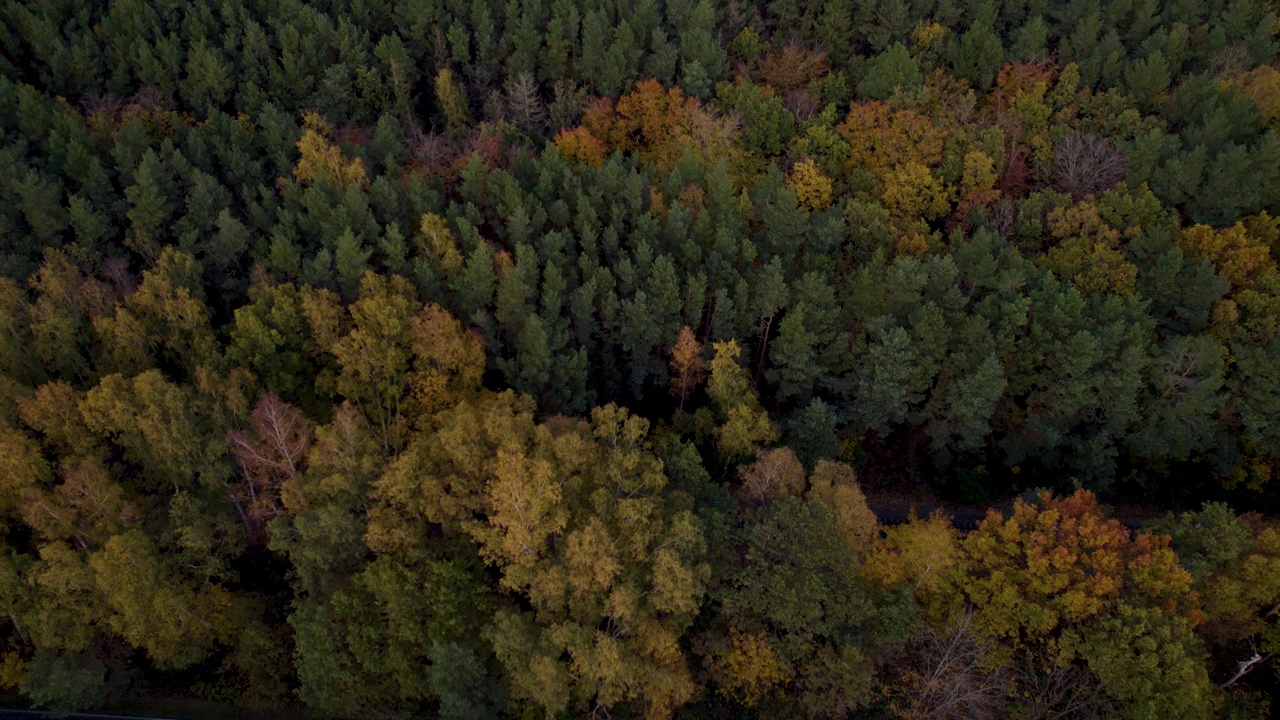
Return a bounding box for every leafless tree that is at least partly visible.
[991,197,1018,239]
[481,87,506,124]
[889,612,1009,720]
[1205,43,1253,80]
[1220,651,1273,689]
[723,1,766,42]
[226,393,313,538]
[504,71,547,137]
[783,89,819,121]
[101,256,136,296]
[1051,132,1128,199]
[81,93,123,119]
[407,127,458,175]
[129,85,176,112]
[430,25,450,76]
[737,447,806,507]
[1157,339,1215,402]
[1011,652,1113,720]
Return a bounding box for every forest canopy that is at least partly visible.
[5,0,1280,717]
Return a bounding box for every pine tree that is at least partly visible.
[373,35,416,122]
[1125,51,1171,108]
[948,20,1005,91]
[857,42,923,100]
[15,169,69,247]
[787,399,841,467]
[124,151,174,261]
[182,41,232,111]
[503,71,546,137]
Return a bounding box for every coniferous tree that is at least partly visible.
[4,1,1280,715]
[503,71,546,137]
[857,42,923,100]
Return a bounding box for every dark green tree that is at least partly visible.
[857,42,923,100]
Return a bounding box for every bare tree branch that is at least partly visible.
[1051,132,1127,199]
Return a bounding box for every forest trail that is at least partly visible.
[866,493,1164,531]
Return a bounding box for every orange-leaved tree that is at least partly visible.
[962,489,1197,657]
[551,126,606,168]
[668,325,707,410]
[837,102,945,179]
[576,80,740,170]
[957,490,1216,717]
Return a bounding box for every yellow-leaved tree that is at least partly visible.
[1178,222,1273,290]
[706,340,779,460]
[292,112,369,188]
[474,403,709,719]
[881,162,951,221]
[788,157,834,211]
[551,126,606,168]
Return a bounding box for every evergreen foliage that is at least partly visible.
[3,0,1280,716]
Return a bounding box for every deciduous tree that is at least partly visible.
[477,405,709,719]
[710,497,916,717]
[707,340,778,460]
[225,393,313,536]
[668,325,707,410]
[962,491,1195,660]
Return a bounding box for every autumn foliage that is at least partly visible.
[963,490,1196,655]
[838,102,946,176]
[787,158,834,210]
[668,325,707,409]
[6,0,1280,716]
[225,393,312,534]
[1178,222,1273,289]
[292,113,370,188]
[551,126,605,167]
[578,79,740,169]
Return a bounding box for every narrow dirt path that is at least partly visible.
[865,492,1166,531]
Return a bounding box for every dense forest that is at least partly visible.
[4,0,1280,717]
